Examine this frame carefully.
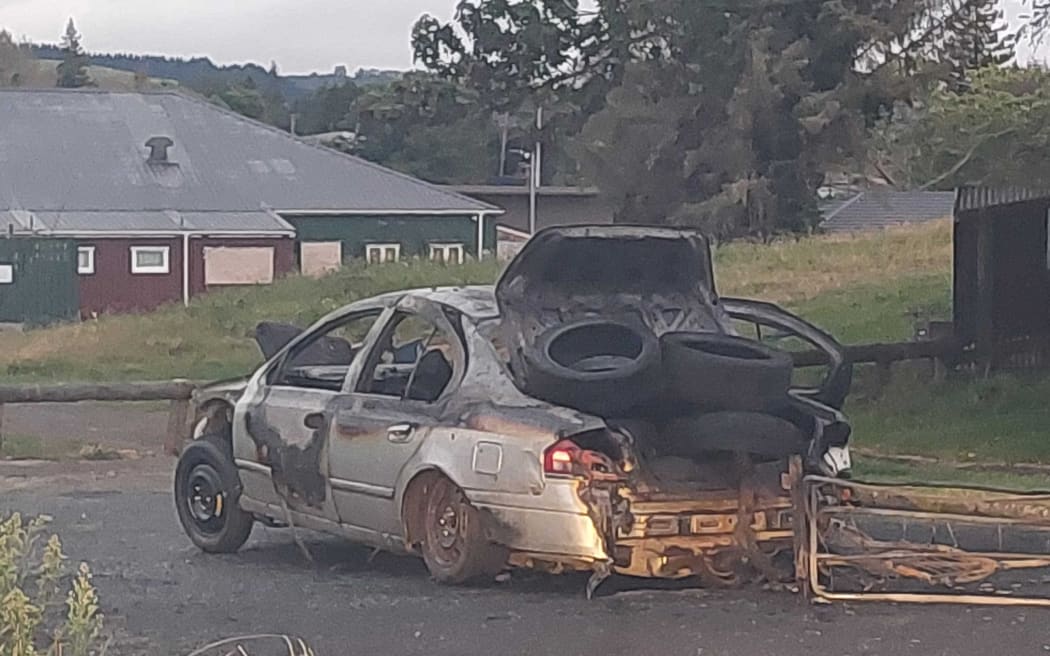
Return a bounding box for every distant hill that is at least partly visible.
[19,58,179,91]
[30,45,402,98]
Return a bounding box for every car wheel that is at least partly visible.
[661,332,793,412]
[174,439,253,553]
[418,474,505,584]
[520,319,661,415]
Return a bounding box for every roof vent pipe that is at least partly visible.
[145,136,174,164]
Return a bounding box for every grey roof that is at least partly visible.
[0,89,496,222]
[821,190,955,233]
[2,210,294,235]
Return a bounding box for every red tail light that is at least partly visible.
[543,439,582,477]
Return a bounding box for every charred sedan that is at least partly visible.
[175,226,853,589]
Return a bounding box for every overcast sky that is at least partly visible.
[0,0,1041,75]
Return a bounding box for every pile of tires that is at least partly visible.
[516,319,662,416]
[514,320,795,418]
[513,320,809,459]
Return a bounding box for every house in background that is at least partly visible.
[0,89,498,320]
[820,190,955,233]
[444,184,614,261]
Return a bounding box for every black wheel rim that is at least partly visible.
[424,479,467,568]
[185,463,226,536]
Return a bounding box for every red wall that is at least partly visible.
[188,236,296,295]
[78,238,182,317]
[78,236,295,317]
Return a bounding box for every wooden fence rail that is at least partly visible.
[791,338,959,367]
[0,338,962,456]
[0,380,203,455]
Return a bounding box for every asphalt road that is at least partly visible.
[3,482,1050,656]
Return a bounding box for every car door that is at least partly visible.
[235,307,388,523]
[328,297,465,539]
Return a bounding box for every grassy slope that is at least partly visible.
[12,219,1050,477]
[21,60,179,90]
[1,222,953,383]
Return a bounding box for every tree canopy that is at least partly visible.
[872,66,1050,190]
[411,0,1004,238]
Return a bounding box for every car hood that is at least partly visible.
[495,225,729,348]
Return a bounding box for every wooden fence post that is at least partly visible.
[164,398,190,456]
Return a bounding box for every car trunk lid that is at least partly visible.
[495,225,728,350]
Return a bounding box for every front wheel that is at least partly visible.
[416,474,505,584]
[175,439,253,553]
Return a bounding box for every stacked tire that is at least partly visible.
[515,321,802,460]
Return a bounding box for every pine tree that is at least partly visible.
[943,0,1013,90]
[0,30,30,87]
[56,18,93,88]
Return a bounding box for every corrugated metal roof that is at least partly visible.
[14,210,294,235]
[821,190,955,233]
[955,186,1050,213]
[0,89,496,220]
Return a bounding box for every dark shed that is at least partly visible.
[0,237,79,325]
[954,186,1050,365]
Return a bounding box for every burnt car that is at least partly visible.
[175,226,853,590]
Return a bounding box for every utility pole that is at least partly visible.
[528,106,543,236]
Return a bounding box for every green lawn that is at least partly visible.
[7,220,1050,477]
[0,435,85,461]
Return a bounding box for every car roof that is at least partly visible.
[343,285,501,321]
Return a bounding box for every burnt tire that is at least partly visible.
[663,411,807,461]
[520,320,660,415]
[661,332,793,412]
[415,474,506,585]
[174,439,253,553]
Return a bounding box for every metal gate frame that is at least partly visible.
[798,475,1050,606]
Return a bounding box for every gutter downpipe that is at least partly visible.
[475,214,484,261]
[182,231,190,307]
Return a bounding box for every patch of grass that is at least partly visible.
[714,220,951,305]
[854,459,1050,492]
[0,258,502,383]
[0,435,84,461]
[1,223,952,384]
[788,272,950,344]
[848,371,1050,465]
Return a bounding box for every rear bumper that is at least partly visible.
[472,462,803,579]
[613,498,796,579]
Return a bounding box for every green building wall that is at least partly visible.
[282,214,498,261]
[0,238,79,325]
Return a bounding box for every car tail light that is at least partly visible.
[543,438,623,480]
[543,439,582,477]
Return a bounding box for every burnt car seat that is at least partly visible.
[407,349,453,403]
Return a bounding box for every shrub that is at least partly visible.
[0,513,104,656]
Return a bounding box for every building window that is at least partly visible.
[365,243,400,264]
[130,246,170,274]
[0,263,12,284]
[429,243,465,265]
[77,246,95,275]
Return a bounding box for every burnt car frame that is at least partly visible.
[176,226,854,590]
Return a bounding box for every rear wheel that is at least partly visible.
[415,474,505,584]
[175,440,253,553]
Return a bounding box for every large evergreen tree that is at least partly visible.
[942,0,1013,90]
[56,18,93,88]
[414,0,969,238]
